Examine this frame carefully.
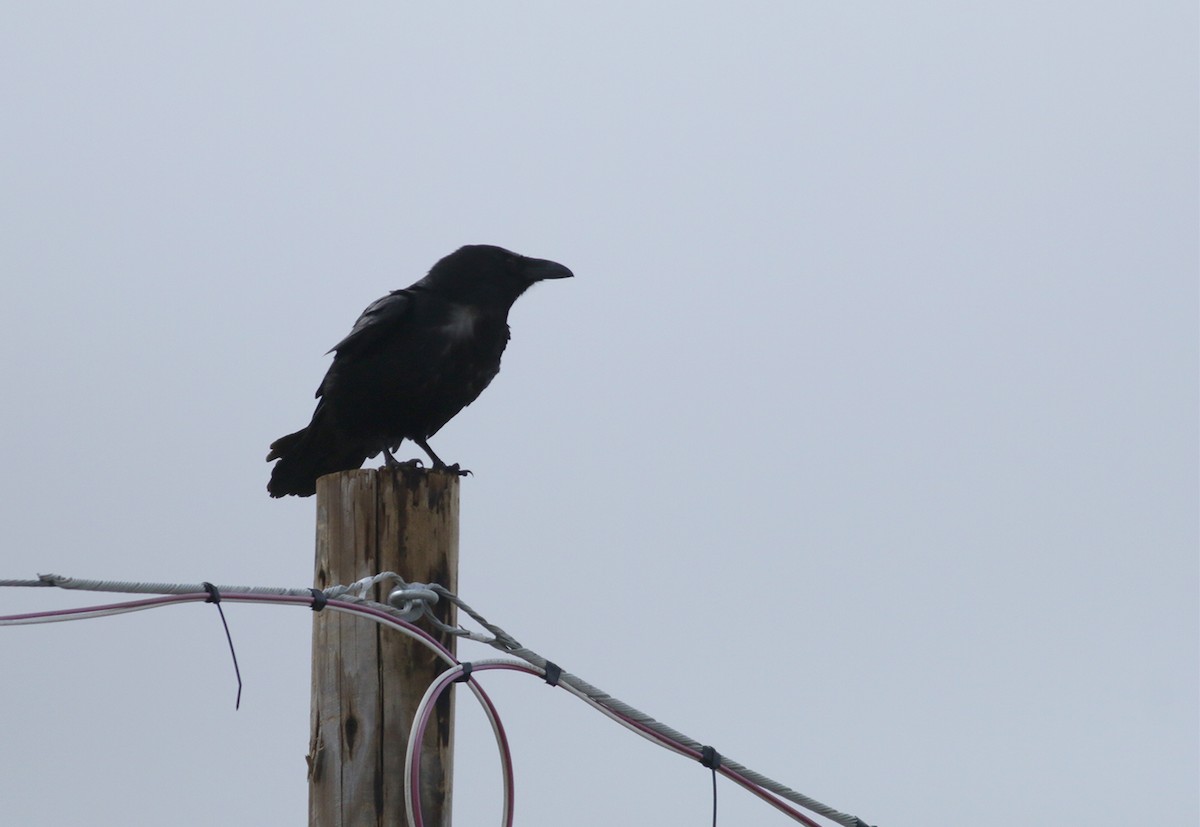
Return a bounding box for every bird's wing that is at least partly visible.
[326,289,413,356]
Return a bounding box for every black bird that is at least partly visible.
[267,244,573,497]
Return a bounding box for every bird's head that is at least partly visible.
[419,244,573,306]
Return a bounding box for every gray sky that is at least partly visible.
[2,3,1196,825]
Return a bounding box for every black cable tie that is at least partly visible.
[309,588,328,612]
[543,661,562,687]
[455,661,473,683]
[201,582,243,710]
[700,745,721,826]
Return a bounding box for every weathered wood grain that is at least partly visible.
[309,467,460,827]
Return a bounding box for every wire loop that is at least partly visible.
[386,585,439,621]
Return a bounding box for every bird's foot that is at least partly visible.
[381,445,407,468]
[382,457,425,471]
[413,438,471,475]
[432,462,472,477]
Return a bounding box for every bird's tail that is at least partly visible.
[266,412,371,498]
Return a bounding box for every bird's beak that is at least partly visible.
[524,257,574,282]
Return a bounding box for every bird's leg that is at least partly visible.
[413,437,447,468]
[413,438,471,476]
[382,444,423,470]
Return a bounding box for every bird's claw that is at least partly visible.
[380,458,469,476]
[383,457,424,470]
[435,463,472,477]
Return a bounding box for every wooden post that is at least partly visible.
[308,467,460,827]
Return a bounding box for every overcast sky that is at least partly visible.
[1,4,1196,825]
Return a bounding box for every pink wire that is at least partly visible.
[0,593,205,622]
[408,660,827,827]
[405,661,534,827]
[590,700,826,826]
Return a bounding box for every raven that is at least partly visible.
[267,244,573,497]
